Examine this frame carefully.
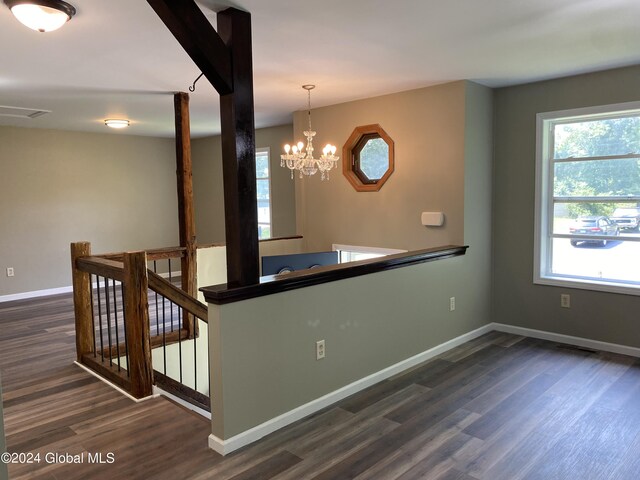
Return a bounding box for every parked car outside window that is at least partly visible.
[610,207,640,231]
[569,216,620,247]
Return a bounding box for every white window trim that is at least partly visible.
[534,100,640,296]
[256,147,272,239]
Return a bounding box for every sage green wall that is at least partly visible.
[208,81,493,439]
[191,124,296,244]
[294,82,466,252]
[493,65,640,347]
[0,126,179,297]
[463,82,494,332]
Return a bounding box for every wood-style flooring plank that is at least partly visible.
[3,292,640,479]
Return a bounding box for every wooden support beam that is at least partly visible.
[147,3,260,287]
[71,242,93,362]
[218,8,260,287]
[174,92,198,337]
[146,0,233,95]
[124,251,153,399]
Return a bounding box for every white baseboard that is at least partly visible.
[74,361,157,403]
[208,323,494,456]
[491,323,640,358]
[0,285,73,303]
[0,271,181,304]
[153,385,211,420]
[77,362,211,416]
[208,321,640,456]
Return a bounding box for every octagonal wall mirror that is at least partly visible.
[343,124,394,192]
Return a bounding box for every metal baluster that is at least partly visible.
[104,276,113,367]
[121,283,129,377]
[178,306,182,384]
[194,314,197,391]
[153,260,159,336]
[112,278,121,372]
[97,276,104,362]
[168,258,174,332]
[91,275,97,357]
[162,291,167,374]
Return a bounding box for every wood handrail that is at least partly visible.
[76,256,125,282]
[148,270,208,322]
[96,246,187,262]
[90,237,305,262]
[75,255,207,322]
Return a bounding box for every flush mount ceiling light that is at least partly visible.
[4,0,76,33]
[104,119,130,129]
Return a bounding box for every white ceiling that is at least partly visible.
[1,0,639,138]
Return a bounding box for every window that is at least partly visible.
[343,124,394,192]
[256,148,271,240]
[332,244,406,263]
[535,102,640,294]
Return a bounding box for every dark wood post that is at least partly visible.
[124,251,153,398]
[218,8,260,288]
[146,2,259,287]
[71,241,93,362]
[174,92,198,338]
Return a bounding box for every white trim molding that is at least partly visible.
[153,386,211,420]
[74,361,157,403]
[208,323,494,456]
[208,321,640,456]
[0,270,181,304]
[491,323,640,358]
[0,285,72,303]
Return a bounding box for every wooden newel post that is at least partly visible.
[124,251,153,398]
[71,242,93,362]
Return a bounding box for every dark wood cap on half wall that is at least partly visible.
[201,245,468,305]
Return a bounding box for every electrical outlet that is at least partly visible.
[449,296,456,311]
[560,294,571,308]
[6,267,14,277]
[316,340,325,360]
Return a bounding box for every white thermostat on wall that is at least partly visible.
[421,211,444,227]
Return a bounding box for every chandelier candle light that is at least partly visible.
[281,85,339,180]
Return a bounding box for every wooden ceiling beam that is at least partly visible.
[149,2,259,288]
[147,0,233,95]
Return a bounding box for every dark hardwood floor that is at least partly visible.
[1,292,640,479]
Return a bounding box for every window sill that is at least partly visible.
[535,275,640,296]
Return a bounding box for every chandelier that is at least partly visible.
[281,85,339,180]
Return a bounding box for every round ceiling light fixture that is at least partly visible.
[104,119,130,129]
[4,0,76,33]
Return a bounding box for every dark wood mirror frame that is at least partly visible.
[342,124,395,192]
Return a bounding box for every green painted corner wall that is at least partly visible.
[492,64,640,347]
[208,81,494,439]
